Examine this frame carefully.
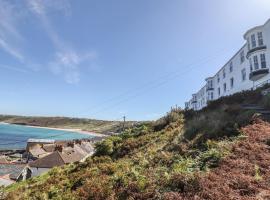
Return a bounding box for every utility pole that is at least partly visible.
[123,116,126,131]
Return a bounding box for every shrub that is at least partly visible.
[94,139,114,156]
[260,94,270,109]
[167,173,201,193]
[198,148,226,170]
[153,109,184,131]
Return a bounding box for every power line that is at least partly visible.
[74,47,230,117]
[77,48,232,117]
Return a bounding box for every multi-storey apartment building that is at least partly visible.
[185,19,270,110]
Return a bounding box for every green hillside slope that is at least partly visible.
[3,86,270,199]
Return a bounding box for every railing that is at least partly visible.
[253,79,270,90]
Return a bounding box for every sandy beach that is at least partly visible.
[0,122,107,138]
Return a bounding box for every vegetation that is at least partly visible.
[3,86,270,199]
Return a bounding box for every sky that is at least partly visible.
[0,0,270,121]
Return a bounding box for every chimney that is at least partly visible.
[55,145,63,152]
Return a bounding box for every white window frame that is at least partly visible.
[251,34,256,48]
[230,77,234,89]
[229,62,233,72]
[241,68,246,81]
[258,32,264,46]
[254,55,259,70]
[260,53,266,69]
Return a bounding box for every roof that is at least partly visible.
[27,139,55,143]
[243,18,270,39]
[9,166,31,181]
[29,151,66,168]
[0,164,26,177]
[42,144,56,152]
[0,156,9,164]
[29,145,48,158]
[0,177,14,186]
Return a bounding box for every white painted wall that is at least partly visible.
[185,19,270,110]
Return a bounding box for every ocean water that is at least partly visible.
[0,123,93,150]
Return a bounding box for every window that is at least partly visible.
[251,34,256,48]
[254,55,259,70]
[240,51,245,63]
[229,62,233,72]
[208,80,213,89]
[218,87,220,96]
[260,53,266,68]
[223,83,226,92]
[258,32,264,46]
[223,68,226,79]
[211,92,213,100]
[217,74,220,83]
[241,68,246,81]
[248,38,251,50]
[249,58,253,71]
[230,77,234,89]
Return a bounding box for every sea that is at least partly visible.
[0,123,92,150]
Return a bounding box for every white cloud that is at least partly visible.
[49,50,97,84]
[0,64,30,74]
[0,38,24,62]
[0,1,24,62]
[26,0,98,84]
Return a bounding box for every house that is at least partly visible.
[0,156,8,164]
[26,139,55,152]
[0,164,32,186]
[28,142,93,177]
[186,18,270,110]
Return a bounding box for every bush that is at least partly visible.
[260,94,270,109]
[167,173,201,193]
[153,109,184,131]
[198,148,224,170]
[94,139,114,156]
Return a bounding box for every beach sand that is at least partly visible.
[0,122,106,138]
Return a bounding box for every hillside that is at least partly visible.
[0,115,138,134]
[2,86,270,199]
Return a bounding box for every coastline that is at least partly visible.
[0,122,107,138]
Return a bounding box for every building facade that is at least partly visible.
[185,19,270,110]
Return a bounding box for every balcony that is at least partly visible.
[249,68,269,81]
[192,99,197,104]
[246,45,267,58]
[206,87,214,91]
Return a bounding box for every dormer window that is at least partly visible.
[258,32,264,46]
[251,34,256,48]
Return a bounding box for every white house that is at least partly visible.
[185,18,270,110]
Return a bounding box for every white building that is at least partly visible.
[185,18,270,110]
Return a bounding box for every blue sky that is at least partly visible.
[0,0,270,121]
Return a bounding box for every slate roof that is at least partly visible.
[42,144,56,152]
[29,145,48,158]
[0,156,8,164]
[29,151,66,168]
[0,164,26,177]
[0,177,14,186]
